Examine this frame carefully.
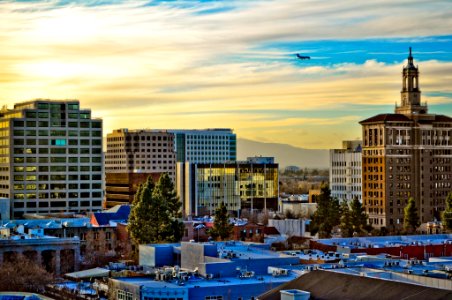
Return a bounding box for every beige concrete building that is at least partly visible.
[329,140,362,202]
[104,129,176,208]
[0,100,103,219]
[105,129,176,176]
[360,48,452,230]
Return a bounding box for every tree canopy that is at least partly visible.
[128,174,184,244]
[350,197,369,234]
[442,192,452,231]
[210,202,233,241]
[0,254,53,293]
[310,185,340,238]
[403,197,420,234]
[339,200,353,237]
[339,197,369,237]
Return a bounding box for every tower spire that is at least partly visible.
[406,47,415,69]
[395,47,427,115]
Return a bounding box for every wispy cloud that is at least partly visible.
[0,0,451,148]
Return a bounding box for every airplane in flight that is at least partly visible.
[296,53,311,60]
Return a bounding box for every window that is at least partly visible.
[37,103,49,109]
[51,139,66,146]
[51,148,66,154]
[68,103,79,110]
[117,290,133,300]
[25,111,36,118]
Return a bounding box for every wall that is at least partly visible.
[349,244,452,260]
[188,281,285,300]
[269,219,307,237]
[203,257,300,277]
[139,244,175,267]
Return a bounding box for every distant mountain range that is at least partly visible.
[237,138,329,169]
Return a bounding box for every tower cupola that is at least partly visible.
[395,47,427,115]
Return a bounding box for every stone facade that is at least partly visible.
[360,49,452,230]
[0,236,80,275]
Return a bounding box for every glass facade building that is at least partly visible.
[177,157,278,216]
[170,129,236,163]
[0,100,103,218]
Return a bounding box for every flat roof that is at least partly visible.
[317,234,452,249]
[116,273,296,290]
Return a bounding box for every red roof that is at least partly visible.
[264,226,280,235]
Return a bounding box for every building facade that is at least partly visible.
[170,129,236,163]
[105,129,175,176]
[177,157,279,217]
[0,100,103,218]
[329,140,362,202]
[104,129,176,208]
[360,49,452,229]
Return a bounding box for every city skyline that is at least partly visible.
[1,0,451,149]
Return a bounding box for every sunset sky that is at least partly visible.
[1,0,451,149]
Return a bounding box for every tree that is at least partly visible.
[403,197,420,234]
[339,201,353,237]
[154,173,184,242]
[128,174,184,245]
[442,192,452,231]
[350,197,369,234]
[210,202,233,241]
[0,254,53,293]
[310,185,340,238]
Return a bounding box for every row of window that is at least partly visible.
[14,147,101,154]
[13,120,101,129]
[13,130,101,137]
[36,102,79,110]
[14,166,102,173]
[14,191,102,198]
[13,200,102,209]
[13,180,101,188]
[13,139,101,146]
[14,157,101,163]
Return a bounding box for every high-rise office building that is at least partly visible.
[329,140,362,202]
[360,49,452,230]
[170,129,236,163]
[104,129,176,208]
[0,100,103,218]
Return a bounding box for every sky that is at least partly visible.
[0,0,451,149]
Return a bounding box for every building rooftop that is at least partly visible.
[316,234,452,249]
[115,273,296,290]
[360,113,412,124]
[91,205,131,226]
[258,269,452,300]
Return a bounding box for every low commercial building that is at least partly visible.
[310,234,452,260]
[110,241,299,300]
[0,227,80,275]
